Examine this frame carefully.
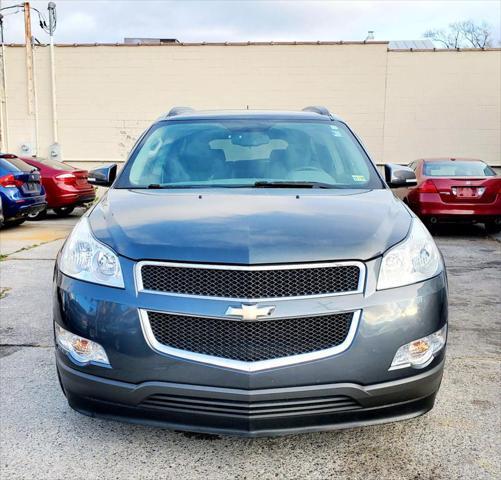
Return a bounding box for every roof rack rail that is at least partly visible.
[166,106,195,117]
[302,106,332,117]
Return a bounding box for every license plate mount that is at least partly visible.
[453,186,476,198]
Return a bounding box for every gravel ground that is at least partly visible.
[0,219,500,480]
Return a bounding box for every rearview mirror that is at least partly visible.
[384,164,417,188]
[231,132,270,147]
[88,164,117,187]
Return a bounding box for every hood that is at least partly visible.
[89,188,411,264]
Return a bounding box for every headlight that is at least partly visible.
[55,324,110,366]
[59,217,124,288]
[390,325,447,370]
[377,219,442,290]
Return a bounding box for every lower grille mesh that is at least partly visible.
[147,311,354,362]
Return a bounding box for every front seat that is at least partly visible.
[180,146,227,181]
[268,149,289,178]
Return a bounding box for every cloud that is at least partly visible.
[58,11,98,39]
[1,0,499,45]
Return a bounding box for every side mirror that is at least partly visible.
[384,164,417,188]
[88,164,117,187]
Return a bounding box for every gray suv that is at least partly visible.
[54,107,448,436]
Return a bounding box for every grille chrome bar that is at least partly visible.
[135,260,366,300]
[139,309,361,372]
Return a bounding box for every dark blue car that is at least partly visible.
[0,154,46,227]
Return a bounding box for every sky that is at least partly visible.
[0,0,500,45]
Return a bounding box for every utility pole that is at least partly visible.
[0,11,8,151]
[24,1,34,116]
[48,1,59,152]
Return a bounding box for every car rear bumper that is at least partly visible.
[48,191,95,208]
[22,202,47,215]
[410,193,501,220]
[58,358,444,437]
[0,189,46,220]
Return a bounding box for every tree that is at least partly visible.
[424,20,493,48]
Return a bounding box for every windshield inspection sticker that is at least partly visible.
[352,175,366,182]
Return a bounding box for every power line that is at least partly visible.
[0,4,24,12]
[1,3,56,37]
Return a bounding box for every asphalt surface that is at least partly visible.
[0,215,500,480]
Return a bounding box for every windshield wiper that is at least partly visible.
[146,184,206,189]
[253,181,336,189]
[144,182,337,189]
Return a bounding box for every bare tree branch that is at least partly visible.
[424,29,456,48]
[423,20,493,49]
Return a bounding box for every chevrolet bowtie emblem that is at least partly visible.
[225,304,275,321]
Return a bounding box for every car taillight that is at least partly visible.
[0,174,24,188]
[418,179,438,193]
[55,173,77,184]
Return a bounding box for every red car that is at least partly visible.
[21,156,95,219]
[401,158,501,232]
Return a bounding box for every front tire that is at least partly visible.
[53,206,75,218]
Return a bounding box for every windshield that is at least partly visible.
[424,161,496,177]
[116,120,384,189]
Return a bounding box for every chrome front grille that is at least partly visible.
[140,310,360,371]
[137,261,364,299]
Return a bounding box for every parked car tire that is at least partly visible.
[53,206,75,217]
[27,207,47,221]
[485,221,501,234]
[7,218,26,227]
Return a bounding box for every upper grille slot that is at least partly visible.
[138,262,363,299]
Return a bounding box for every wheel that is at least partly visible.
[6,218,26,227]
[53,206,75,217]
[27,207,47,221]
[422,217,437,232]
[485,221,501,234]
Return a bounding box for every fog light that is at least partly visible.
[390,325,447,370]
[55,324,110,366]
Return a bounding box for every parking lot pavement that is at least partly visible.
[0,222,500,480]
[0,210,82,257]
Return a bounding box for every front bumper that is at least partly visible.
[54,255,448,436]
[58,358,444,437]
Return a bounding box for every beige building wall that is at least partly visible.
[1,43,500,170]
[384,49,501,165]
